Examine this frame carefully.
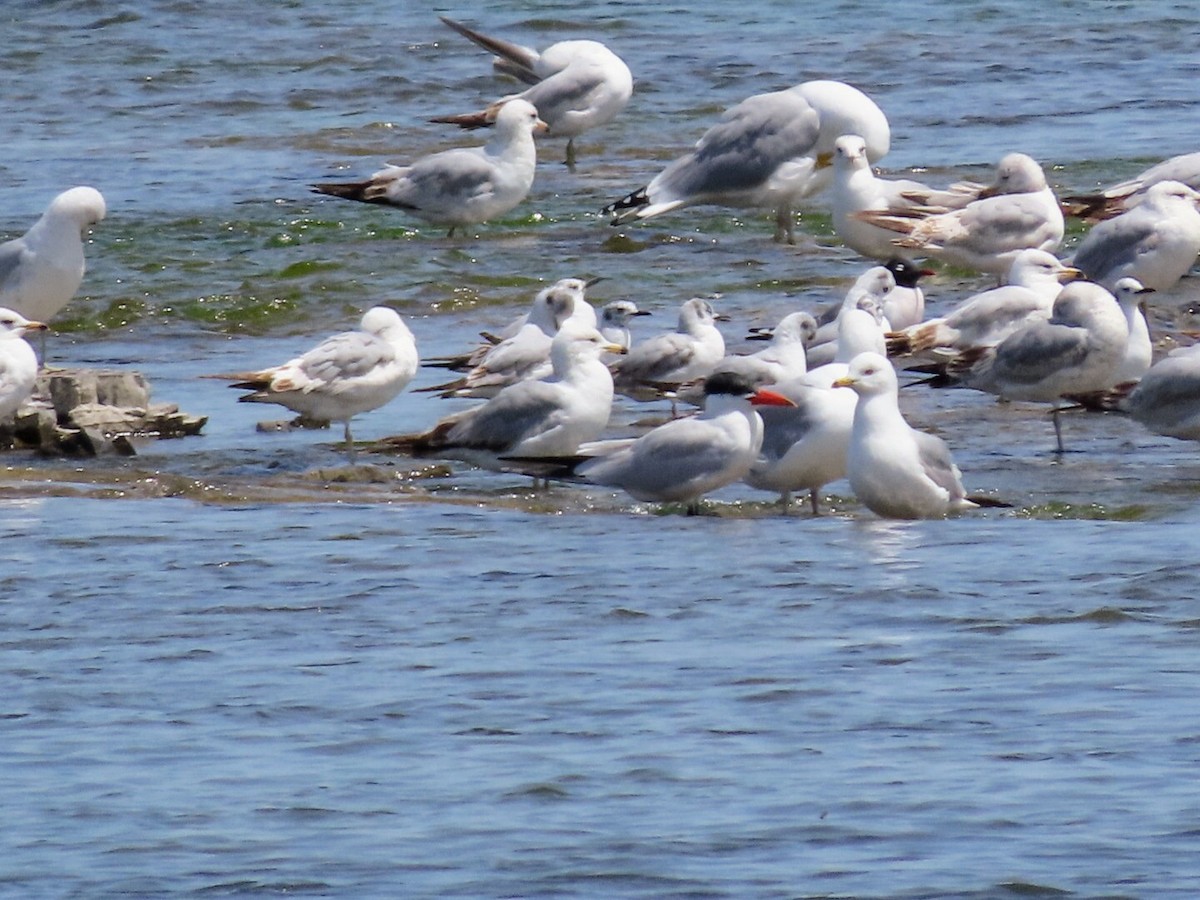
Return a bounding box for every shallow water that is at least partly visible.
[5,1,1200,896]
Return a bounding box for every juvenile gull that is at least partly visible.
[571,371,795,514]
[0,186,107,323]
[0,308,48,421]
[834,352,976,519]
[1069,180,1200,292]
[312,99,547,237]
[604,80,889,243]
[382,322,623,471]
[215,307,418,457]
[433,16,633,168]
[952,280,1129,452]
[857,153,1064,275]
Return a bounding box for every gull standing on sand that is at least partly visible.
[887,248,1081,358]
[570,371,795,514]
[952,280,1129,452]
[1069,180,1200,292]
[856,152,1063,276]
[382,322,624,471]
[312,99,547,237]
[215,307,418,458]
[433,16,632,169]
[834,352,977,519]
[611,297,728,402]
[1125,344,1200,441]
[1063,151,1200,221]
[604,80,889,243]
[0,308,48,422]
[0,186,107,323]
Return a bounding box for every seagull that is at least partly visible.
[604,80,889,243]
[611,297,728,404]
[806,264,896,366]
[888,248,1081,358]
[420,279,591,397]
[830,133,937,261]
[1110,277,1155,385]
[806,283,891,379]
[880,258,934,332]
[1125,343,1200,441]
[381,322,624,472]
[598,299,650,351]
[0,186,107,323]
[834,352,977,519]
[951,280,1129,452]
[0,308,48,422]
[312,98,547,237]
[433,16,633,169]
[214,306,418,458]
[856,152,1064,275]
[744,371,856,515]
[1069,180,1200,292]
[570,371,795,514]
[1062,151,1200,222]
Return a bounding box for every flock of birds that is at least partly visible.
[4,16,1200,518]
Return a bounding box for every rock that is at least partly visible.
[5,366,207,456]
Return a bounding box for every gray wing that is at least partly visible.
[1136,152,1200,192]
[756,399,822,461]
[580,417,734,497]
[393,148,496,210]
[613,333,697,384]
[913,429,966,501]
[949,193,1057,253]
[1127,355,1200,432]
[445,381,566,451]
[652,90,821,199]
[0,237,31,291]
[1072,217,1159,283]
[988,323,1090,388]
[300,331,395,384]
[521,64,608,123]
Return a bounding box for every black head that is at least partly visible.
[703,370,758,398]
[885,258,932,288]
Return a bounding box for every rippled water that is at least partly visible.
[5,1,1200,896]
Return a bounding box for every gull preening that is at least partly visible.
[433,16,633,169]
[604,80,890,243]
[571,371,795,514]
[383,322,624,472]
[1069,180,1200,292]
[0,308,48,423]
[856,153,1064,275]
[214,307,418,458]
[834,352,977,519]
[312,99,547,237]
[0,186,107,323]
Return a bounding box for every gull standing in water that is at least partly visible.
[604,80,889,243]
[806,264,896,367]
[951,280,1129,452]
[1069,180,1200,292]
[381,322,624,473]
[834,352,977,519]
[312,99,547,237]
[880,258,934,331]
[0,308,48,423]
[598,300,650,351]
[0,186,107,324]
[214,307,418,459]
[611,297,728,404]
[856,152,1064,276]
[570,371,795,515]
[433,16,633,169]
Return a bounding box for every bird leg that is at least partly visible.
[809,489,821,517]
[1051,404,1065,455]
[564,139,577,171]
[343,421,357,462]
[773,206,796,244]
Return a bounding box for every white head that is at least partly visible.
[1143,179,1200,210]
[981,153,1047,196]
[0,307,48,340]
[833,351,899,397]
[1007,248,1081,288]
[848,265,897,305]
[833,134,870,171]
[678,297,723,332]
[600,299,649,328]
[550,320,625,371]
[359,306,414,347]
[1111,277,1153,311]
[494,98,548,137]
[774,311,818,345]
[48,186,107,227]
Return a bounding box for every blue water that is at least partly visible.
[5,1,1200,896]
